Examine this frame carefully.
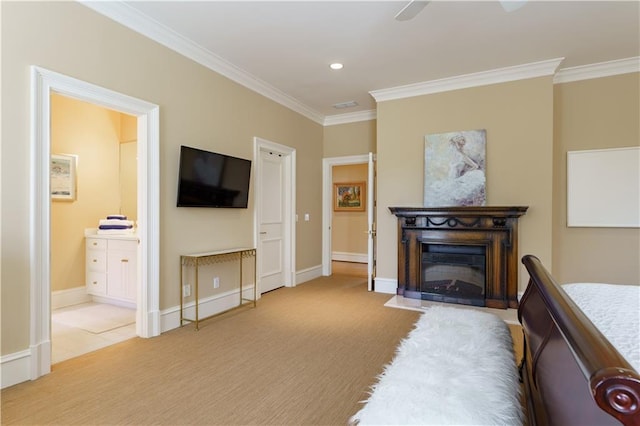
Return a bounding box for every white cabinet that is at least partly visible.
[86,237,108,296]
[86,236,138,305]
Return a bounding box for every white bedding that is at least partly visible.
[563,283,640,372]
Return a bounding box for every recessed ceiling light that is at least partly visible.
[330,63,343,70]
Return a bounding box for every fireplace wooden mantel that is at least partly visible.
[389,206,528,309]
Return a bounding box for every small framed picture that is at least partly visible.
[333,181,365,212]
[51,154,77,201]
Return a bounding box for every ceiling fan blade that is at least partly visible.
[395,0,430,21]
[500,0,527,13]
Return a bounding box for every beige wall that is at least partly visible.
[1,2,323,355]
[553,73,640,284]
[50,94,126,292]
[323,120,376,157]
[332,164,368,258]
[326,75,639,289]
[376,77,555,292]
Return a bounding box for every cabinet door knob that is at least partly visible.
[92,259,97,263]
[121,259,129,263]
[92,281,98,285]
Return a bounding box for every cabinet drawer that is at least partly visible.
[108,239,137,251]
[86,272,107,295]
[86,250,107,271]
[86,238,107,250]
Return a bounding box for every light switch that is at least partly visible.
[304,213,310,221]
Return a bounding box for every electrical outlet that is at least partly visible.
[213,277,220,289]
[182,284,191,297]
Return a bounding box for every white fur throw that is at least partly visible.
[351,306,522,425]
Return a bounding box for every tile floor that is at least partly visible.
[51,302,137,364]
[384,294,519,325]
[330,261,519,325]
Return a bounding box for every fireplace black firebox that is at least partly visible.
[422,244,486,306]
[389,206,528,309]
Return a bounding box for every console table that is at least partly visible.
[180,248,257,330]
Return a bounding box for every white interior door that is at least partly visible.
[258,150,285,293]
[367,153,376,291]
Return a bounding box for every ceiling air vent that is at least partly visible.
[333,101,358,109]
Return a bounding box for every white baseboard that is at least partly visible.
[1,350,31,389]
[374,277,398,294]
[51,286,91,310]
[296,264,323,285]
[160,285,257,332]
[90,295,136,310]
[332,252,367,263]
[160,266,323,333]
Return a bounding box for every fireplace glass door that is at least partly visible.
[421,244,486,306]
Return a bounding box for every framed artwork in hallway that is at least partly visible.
[334,182,365,212]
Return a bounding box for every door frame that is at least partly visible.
[366,152,376,291]
[321,154,370,276]
[253,137,296,295]
[30,66,160,380]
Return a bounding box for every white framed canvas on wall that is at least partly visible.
[567,146,639,228]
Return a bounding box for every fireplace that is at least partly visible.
[422,244,486,306]
[389,206,528,309]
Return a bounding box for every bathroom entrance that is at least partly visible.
[50,94,139,363]
[30,66,160,381]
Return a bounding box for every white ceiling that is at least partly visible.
[84,1,639,124]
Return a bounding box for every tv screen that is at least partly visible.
[177,145,251,208]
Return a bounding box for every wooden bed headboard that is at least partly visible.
[518,255,640,426]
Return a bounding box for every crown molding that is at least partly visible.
[370,58,565,102]
[80,1,325,125]
[553,57,640,84]
[78,1,639,126]
[323,110,377,126]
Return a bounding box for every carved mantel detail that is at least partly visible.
[389,206,528,309]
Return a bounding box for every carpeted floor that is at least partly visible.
[1,274,421,425]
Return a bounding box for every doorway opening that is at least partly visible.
[49,94,139,363]
[331,163,369,278]
[30,66,160,380]
[322,154,375,290]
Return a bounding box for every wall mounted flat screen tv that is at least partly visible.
[177,145,251,208]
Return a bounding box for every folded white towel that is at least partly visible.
[99,219,134,227]
[97,228,135,235]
